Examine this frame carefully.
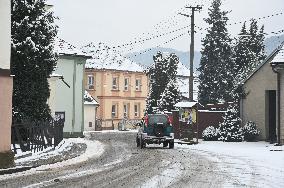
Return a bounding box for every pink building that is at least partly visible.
[0,0,13,167]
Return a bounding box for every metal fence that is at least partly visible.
[11,119,64,154]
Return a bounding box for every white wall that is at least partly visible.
[84,104,97,131]
[0,0,11,69]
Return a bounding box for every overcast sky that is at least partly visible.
[50,0,284,53]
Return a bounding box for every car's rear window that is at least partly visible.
[148,114,168,124]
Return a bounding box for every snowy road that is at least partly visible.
[0,132,243,188]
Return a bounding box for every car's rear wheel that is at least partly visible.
[136,136,140,147]
[169,141,174,149]
[140,135,145,149]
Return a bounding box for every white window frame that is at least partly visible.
[87,74,94,90]
[135,78,141,91]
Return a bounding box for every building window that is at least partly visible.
[112,77,119,90]
[124,78,129,91]
[123,103,130,118]
[134,103,140,117]
[89,122,92,127]
[111,103,118,118]
[87,74,94,90]
[135,78,141,91]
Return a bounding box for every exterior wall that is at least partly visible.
[279,70,284,143]
[85,69,148,129]
[48,77,59,118]
[0,76,13,152]
[0,0,11,70]
[241,62,277,140]
[74,60,85,134]
[53,56,85,137]
[0,0,13,156]
[84,104,97,131]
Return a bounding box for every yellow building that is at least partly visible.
[84,44,148,130]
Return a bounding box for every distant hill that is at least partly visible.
[264,34,284,55]
[126,47,201,71]
[126,35,284,70]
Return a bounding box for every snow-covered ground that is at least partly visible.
[177,141,284,188]
[0,138,104,181]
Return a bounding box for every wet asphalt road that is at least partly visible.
[0,131,226,188]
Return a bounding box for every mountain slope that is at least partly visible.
[127,47,201,71]
[264,34,284,55]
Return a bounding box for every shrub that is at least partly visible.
[243,121,260,141]
[202,126,219,141]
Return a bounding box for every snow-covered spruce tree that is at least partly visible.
[248,19,266,66]
[232,20,266,102]
[243,121,260,141]
[158,80,181,112]
[11,0,58,122]
[146,52,179,114]
[198,0,234,105]
[218,104,243,142]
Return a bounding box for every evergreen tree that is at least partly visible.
[198,0,234,105]
[232,20,266,102]
[245,19,267,70]
[146,52,179,114]
[11,0,58,121]
[218,104,243,142]
[158,80,181,112]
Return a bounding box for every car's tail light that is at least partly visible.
[144,115,148,127]
[168,115,173,126]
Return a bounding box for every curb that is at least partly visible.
[0,166,35,175]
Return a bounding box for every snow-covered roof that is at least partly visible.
[54,38,91,58]
[82,43,144,72]
[271,43,284,63]
[84,91,99,105]
[174,102,198,108]
[50,73,63,77]
[177,77,199,101]
[177,62,191,77]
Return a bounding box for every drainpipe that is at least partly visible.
[271,64,281,146]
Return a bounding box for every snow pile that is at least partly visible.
[84,90,99,105]
[178,141,284,187]
[0,138,104,181]
[82,43,144,72]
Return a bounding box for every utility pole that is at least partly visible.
[180,5,202,101]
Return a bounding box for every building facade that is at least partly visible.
[84,90,99,131]
[241,42,284,144]
[49,38,91,137]
[85,69,148,129]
